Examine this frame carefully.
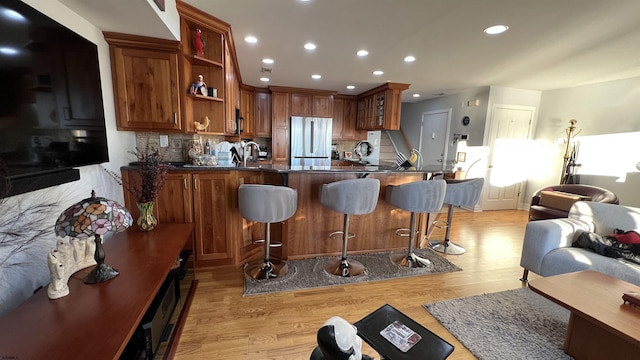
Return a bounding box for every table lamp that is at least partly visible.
[54,190,133,284]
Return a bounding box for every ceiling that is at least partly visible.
[60,0,640,102]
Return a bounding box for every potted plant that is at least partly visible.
[105,144,172,231]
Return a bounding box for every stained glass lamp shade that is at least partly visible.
[54,190,133,284]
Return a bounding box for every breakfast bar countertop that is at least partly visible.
[125,162,454,174]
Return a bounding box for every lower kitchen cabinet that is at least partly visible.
[121,171,193,224]
[193,172,235,265]
[122,169,273,267]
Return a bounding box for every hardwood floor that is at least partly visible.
[175,209,537,359]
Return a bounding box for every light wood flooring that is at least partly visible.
[175,209,537,359]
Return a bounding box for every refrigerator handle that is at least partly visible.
[310,119,315,153]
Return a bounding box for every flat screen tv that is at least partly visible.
[0,0,109,197]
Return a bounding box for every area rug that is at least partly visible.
[423,287,572,360]
[243,248,461,295]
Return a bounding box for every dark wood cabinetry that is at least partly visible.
[291,92,334,117]
[356,82,410,130]
[271,91,290,163]
[121,171,193,224]
[254,90,272,137]
[240,86,254,137]
[333,95,367,140]
[104,32,182,131]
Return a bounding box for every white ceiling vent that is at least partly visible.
[261,67,272,73]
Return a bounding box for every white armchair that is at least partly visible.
[520,201,640,286]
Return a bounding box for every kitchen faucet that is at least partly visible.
[243,141,261,167]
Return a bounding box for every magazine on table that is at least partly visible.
[379,320,422,352]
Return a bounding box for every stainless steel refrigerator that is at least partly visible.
[290,116,333,167]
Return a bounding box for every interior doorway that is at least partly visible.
[482,104,535,210]
[418,109,451,169]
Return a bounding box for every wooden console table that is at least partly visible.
[0,223,195,359]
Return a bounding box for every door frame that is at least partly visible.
[481,103,536,210]
[418,109,451,170]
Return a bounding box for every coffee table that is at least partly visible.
[529,270,640,360]
[354,304,454,360]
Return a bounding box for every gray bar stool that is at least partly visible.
[429,178,484,255]
[239,184,298,280]
[320,178,380,277]
[386,179,446,268]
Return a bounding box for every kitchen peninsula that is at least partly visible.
[122,164,449,268]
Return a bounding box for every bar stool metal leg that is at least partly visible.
[429,204,466,255]
[391,212,432,268]
[323,214,365,277]
[245,222,289,280]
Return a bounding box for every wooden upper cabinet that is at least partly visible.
[313,95,333,117]
[104,32,181,131]
[271,91,290,128]
[240,86,254,137]
[290,92,334,117]
[333,95,366,140]
[271,91,290,162]
[291,93,312,116]
[178,1,240,135]
[254,90,271,137]
[356,82,410,130]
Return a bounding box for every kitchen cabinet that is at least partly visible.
[121,171,193,224]
[271,91,290,163]
[192,172,234,265]
[356,82,410,130]
[333,95,367,140]
[224,41,240,135]
[104,32,181,131]
[291,92,334,117]
[177,1,230,135]
[254,90,271,137]
[240,86,254,137]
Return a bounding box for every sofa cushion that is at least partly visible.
[541,247,640,286]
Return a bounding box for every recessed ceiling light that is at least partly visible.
[2,9,25,21]
[0,47,18,55]
[260,77,269,82]
[244,35,258,43]
[404,55,416,62]
[356,50,368,57]
[346,85,355,90]
[412,93,421,98]
[372,70,384,76]
[262,58,274,64]
[304,43,317,50]
[484,25,509,35]
[312,74,321,79]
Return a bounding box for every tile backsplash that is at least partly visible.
[134,132,269,163]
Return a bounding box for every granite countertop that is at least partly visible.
[124,162,452,174]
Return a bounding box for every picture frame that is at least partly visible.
[456,152,467,162]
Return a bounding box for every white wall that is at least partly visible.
[0,0,135,316]
[527,76,640,206]
[401,87,490,165]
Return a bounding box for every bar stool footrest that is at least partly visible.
[252,239,283,247]
[329,231,355,241]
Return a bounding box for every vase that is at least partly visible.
[136,202,157,231]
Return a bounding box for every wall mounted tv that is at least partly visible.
[0,0,109,197]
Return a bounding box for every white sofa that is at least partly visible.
[520,201,640,286]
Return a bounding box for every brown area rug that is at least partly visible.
[243,248,462,295]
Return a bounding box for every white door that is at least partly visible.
[418,110,450,168]
[482,105,534,210]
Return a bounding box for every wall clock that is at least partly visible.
[462,116,470,126]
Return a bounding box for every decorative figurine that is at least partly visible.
[190,74,208,96]
[194,28,205,57]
